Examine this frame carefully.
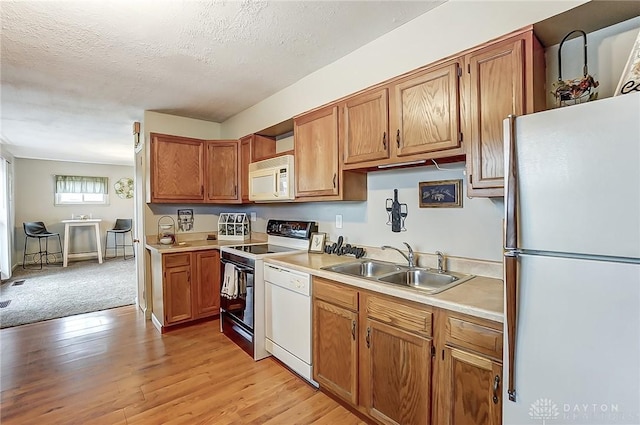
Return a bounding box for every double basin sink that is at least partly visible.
[321,260,474,294]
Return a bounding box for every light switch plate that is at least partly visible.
[335,214,343,229]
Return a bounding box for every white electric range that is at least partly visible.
[219,219,317,361]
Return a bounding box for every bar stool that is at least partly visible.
[23,221,63,269]
[104,219,134,260]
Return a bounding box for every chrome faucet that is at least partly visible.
[381,242,415,268]
[436,251,445,273]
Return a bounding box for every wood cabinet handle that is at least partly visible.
[351,320,356,340]
[333,173,337,189]
[366,326,371,348]
[493,375,500,404]
[234,185,237,196]
[382,132,387,150]
[396,129,401,148]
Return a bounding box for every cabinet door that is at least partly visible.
[193,250,220,318]
[392,61,461,157]
[294,105,339,197]
[441,346,502,425]
[151,133,204,202]
[164,264,192,324]
[342,88,389,164]
[313,298,358,405]
[240,137,251,203]
[364,319,432,425]
[206,140,239,202]
[466,38,524,195]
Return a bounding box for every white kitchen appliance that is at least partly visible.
[503,92,640,424]
[248,155,295,202]
[264,263,316,386]
[219,219,317,361]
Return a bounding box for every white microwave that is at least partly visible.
[249,155,295,202]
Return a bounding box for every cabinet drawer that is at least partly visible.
[445,315,503,361]
[163,253,191,268]
[313,277,358,311]
[365,293,432,337]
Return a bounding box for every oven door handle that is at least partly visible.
[221,258,255,274]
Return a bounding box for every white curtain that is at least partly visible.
[55,175,108,194]
[0,157,11,279]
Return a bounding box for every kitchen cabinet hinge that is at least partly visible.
[467,64,471,73]
[458,132,463,142]
[469,174,473,185]
[431,345,436,358]
[457,67,462,77]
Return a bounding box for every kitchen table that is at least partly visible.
[61,219,103,267]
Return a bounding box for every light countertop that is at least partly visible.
[145,238,266,253]
[264,252,504,323]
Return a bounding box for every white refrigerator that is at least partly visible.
[503,92,640,425]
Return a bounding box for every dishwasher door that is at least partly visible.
[264,264,313,381]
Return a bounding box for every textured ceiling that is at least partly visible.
[0,0,443,166]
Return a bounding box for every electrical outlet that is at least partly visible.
[335,214,343,229]
[250,212,257,222]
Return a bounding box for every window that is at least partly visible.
[55,175,109,205]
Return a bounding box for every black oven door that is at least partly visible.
[220,258,254,332]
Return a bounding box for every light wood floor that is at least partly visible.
[0,306,367,425]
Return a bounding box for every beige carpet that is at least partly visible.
[0,258,136,328]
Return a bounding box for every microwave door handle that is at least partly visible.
[273,170,279,198]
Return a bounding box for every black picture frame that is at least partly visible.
[419,179,462,208]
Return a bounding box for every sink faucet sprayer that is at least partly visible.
[436,251,445,273]
[381,242,415,268]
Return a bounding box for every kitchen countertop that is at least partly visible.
[265,252,504,323]
[145,238,266,253]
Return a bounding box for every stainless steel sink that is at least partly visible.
[377,269,474,294]
[322,260,402,278]
[321,260,474,294]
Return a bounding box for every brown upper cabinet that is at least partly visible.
[150,133,241,204]
[464,29,545,197]
[341,58,464,170]
[205,140,240,202]
[150,133,205,203]
[294,105,367,201]
[342,88,390,165]
[239,134,277,202]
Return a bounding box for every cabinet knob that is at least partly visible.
[366,326,371,348]
[351,320,356,340]
[396,129,401,148]
[333,173,337,189]
[382,132,387,150]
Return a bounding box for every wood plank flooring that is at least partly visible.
[0,306,367,425]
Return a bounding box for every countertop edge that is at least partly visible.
[265,255,504,324]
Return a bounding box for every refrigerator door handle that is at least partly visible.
[504,115,518,251]
[504,250,519,402]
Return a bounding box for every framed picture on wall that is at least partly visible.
[419,179,462,208]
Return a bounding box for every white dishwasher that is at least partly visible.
[264,263,317,386]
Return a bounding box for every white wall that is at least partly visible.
[14,158,134,265]
[220,0,586,138]
[237,164,503,261]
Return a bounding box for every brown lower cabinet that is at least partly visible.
[152,249,221,329]
[312,276,503,425]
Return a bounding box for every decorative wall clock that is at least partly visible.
[114,177,134,199]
